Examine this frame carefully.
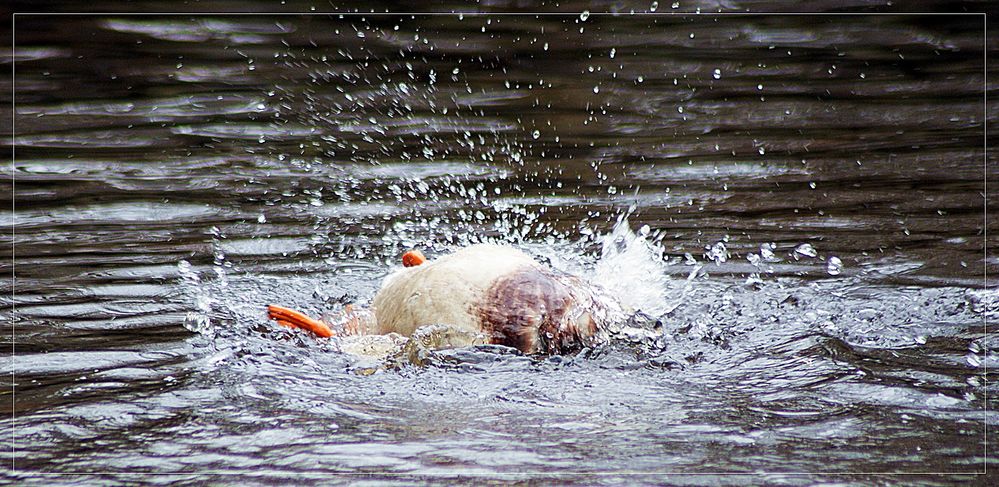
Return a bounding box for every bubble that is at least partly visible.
[651,2,659,12]
[713,68,721,79]
[593,85,600,94]
[580,11,590,21]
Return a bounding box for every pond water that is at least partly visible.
[4,4,997,484]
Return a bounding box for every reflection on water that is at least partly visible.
[3,3,997,483]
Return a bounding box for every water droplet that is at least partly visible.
[532,130,540,139]
[580,11,590,21]
[713,68,721,79]
[966,353,981,368]
[593,85,600,94]
[706,241,727,265]
[757,84,764,90]
[609,48,616,59]
[257,214,266,223]
[809,181,817,189]
[651,2,659,12]
[183,311,210,333]
[795,243,817,258]
[827,256,843,275]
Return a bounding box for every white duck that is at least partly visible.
[268,243,627,355]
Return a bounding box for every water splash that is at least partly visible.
[179,229,235,335]
[179,260,214,334]
[593,215,672,317]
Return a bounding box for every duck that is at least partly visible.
[267,243,628,355]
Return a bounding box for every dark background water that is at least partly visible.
[3,1,998,484]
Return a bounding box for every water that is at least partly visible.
[4,5,997,484]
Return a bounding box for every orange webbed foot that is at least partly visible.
[267,304,333,338]
[402,249,426,267]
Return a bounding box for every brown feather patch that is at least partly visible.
[477,267,595,354]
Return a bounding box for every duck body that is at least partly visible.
[370,244,625,354]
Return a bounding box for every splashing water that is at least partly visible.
[9,12,990,481]
[179,259,214,334]
[592,215,672,317]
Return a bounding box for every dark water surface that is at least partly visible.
[3,3,998,484]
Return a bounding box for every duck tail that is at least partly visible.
[267,304,333,338]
